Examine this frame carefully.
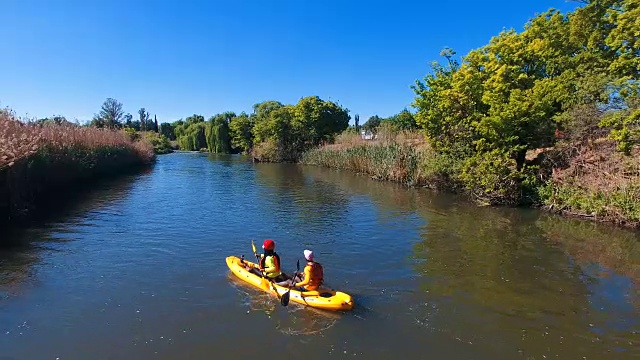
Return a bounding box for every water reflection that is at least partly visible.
[300,164,640,358]
[0,173,142,298]
[226,273,340,336]
[536,214,640,287]
[253,163,351,236]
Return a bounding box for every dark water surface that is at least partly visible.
[1,152,639,359]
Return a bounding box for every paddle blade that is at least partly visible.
[296,259,300,272]
[251,240,257,255]
[281,290,291,306]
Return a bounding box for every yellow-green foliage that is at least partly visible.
[410,0,639,205]
[144,132,173,154]
[599,107,640,155]
[123,127,140,142]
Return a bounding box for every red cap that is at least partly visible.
[262,239,275,250]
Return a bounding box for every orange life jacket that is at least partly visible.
[307,261,324,288]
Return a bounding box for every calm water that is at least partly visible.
[1,152,639,359]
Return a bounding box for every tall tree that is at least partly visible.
[124,113,133,128]
[93,98,124,129]
[138,108,150,132]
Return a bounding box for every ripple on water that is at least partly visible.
[1,153,640,359]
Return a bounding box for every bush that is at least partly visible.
[458,150,540,206]
[144,132,173,154]
[123,127,140,142]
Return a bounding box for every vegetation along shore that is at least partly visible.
[155,2,639,229]
[2,1,638,230]
[0,100,158,227]
[302,1,640,228]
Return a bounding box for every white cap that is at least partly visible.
[304,249,314,261]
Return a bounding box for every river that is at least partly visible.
[1,152,639,359]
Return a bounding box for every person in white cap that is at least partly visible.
[293,249,324,291]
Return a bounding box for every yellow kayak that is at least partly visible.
[225,255,354,311]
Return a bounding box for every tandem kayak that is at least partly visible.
[226,255,354,311]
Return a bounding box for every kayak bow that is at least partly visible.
[226,255,354,311]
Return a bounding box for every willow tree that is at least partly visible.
[206,112,233,153]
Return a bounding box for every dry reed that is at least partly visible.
[301,128,431,185]
[1,109,154,226]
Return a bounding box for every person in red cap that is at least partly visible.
[253,239,287,283]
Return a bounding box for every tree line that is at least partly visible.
[358,109,418,133]
[160,96,352,161]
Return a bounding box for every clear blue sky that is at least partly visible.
[1,0,580,125]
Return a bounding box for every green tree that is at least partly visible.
[362,115,383,132]
[92,98,124,129]
[387,109,418,130]
[252,101,284,118]
[175,114,207,150]
[177,122,207,151]
[292,95,350,146]
[124,113,133,128]
[412,48,474,155]
[605,0,640,79]
[159,122,176,140]
[206,112,234,153]
[251,96,350,161]
[229,112,254,153]
[185,114,205,125]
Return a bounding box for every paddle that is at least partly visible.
[281,259,300,306]
[251,240,259,263]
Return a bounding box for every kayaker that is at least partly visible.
[293,249,324,291]
[252,239,288,283]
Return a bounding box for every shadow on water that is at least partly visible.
[0,170,146,298]
[300,165,640,358]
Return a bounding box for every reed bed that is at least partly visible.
[301,129,432,185]
[1,110,155,225]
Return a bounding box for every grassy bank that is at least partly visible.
[1,110,155,227]
[301,129,436,186]
[300,128,640,229]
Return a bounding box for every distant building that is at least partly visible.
[360,130,375,140]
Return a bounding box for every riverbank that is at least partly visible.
[0,110,155,230]
[300,129,640,229]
